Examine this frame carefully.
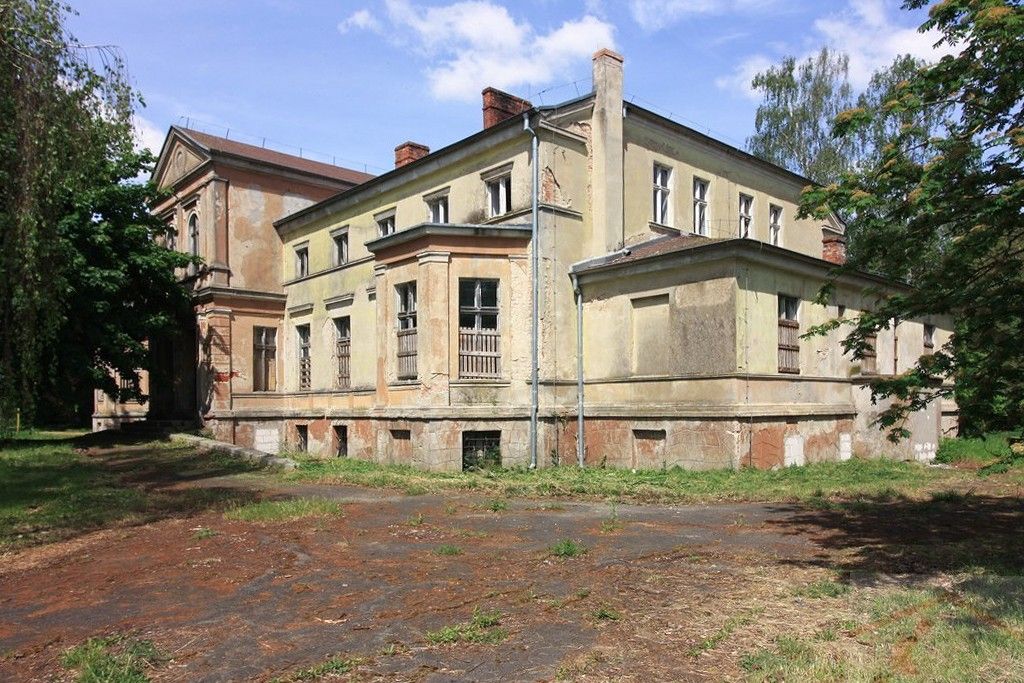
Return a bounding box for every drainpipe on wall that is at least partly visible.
[570,272,585,467]
[523,112,540,469]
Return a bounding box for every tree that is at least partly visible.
[747,47,856,186]
[0,0,193,431]
[801,0,1024,437]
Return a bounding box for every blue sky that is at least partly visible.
[69,0,944,175]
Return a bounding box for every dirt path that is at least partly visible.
[2,445,1022,682]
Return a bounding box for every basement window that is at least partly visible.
[334,425,348,457]
[462,431,501,471]
[295,424,308,453]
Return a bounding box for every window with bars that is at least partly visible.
[769,204,783,246]
[297,324,311,390]
[653,164,672,225]
[738,193,753,238]
[462,431,501,470]
[334,316,351,388]
[862,332,878,374]
[396,282,417,380]
[252,326,277,392]
[332,229,349,267]
[486,174,512,217]
[693,178,709,235]
[294,244,309,279]
[777,294,800,374]
[458,279,500,378]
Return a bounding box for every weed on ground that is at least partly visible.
[270,655,358,682]
[425,608,508,645]
[224,498,342,522]
[549,539,588,558]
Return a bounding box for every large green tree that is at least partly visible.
[801,0,1024,436]
[0,0,192,431]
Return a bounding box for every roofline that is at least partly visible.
[623,103,819,189]
[572,237,908,291]
[275,94,599,234]
[365,222,532,253]
[153,126,367,187]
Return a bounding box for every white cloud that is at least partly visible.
[629,0,778,32]
[133,114,166,154]
[337,8,382,34]
[717,0,954,101]
[342,1,615,102]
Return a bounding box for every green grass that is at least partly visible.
[435,544,463,556]
[549,538,588,557]
[0,433,257,549]
[61,635,163,683]
[425,608,508,645]
[283,453,967,505]
[270,655,357,682]
[592,605,621,621]
[795,579,851,599]
[936,432,1016,465]
[224,498,343,522]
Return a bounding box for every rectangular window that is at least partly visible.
[693,178,709,235]
[486,174,512,217]
[334,425,348,457]
[462,430,501,471]
[294,244,309,279]
[923,324,935,354]
[777,294,800,374]
[377,211,396,237]
[332,229,349,267]
[295,424,308,452]
[396,282,417,380]
[738,193,753,238]
[427,195,449,224]
[335,316,351,389]
[297,324,311,390]
[862,332,878,374]
[458,279,500,378]
[769,204,783,246]
[653,164,672,226]
[252,326,277,392]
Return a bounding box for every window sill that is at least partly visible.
[648,221,680,236]
[389,380,421,388]
[450,378,511,387]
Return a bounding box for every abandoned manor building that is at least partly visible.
[93,49,956,470]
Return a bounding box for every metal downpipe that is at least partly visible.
[524,113,540,469]
[571,272,585,467]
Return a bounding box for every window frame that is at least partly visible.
[693,178,709,236]
[486,173,512,218]
[294,243,309,279]
[777,294,800,375]
[769,204,783,246]
[334,315,351,389]
[376,209,396,238]
[738,193,753,238]
[252,325,277,392]
[395,282,418,380]
[296,323,311,391]
[426,193,450,224]
[331,227,349,267]
[652,163,672,226]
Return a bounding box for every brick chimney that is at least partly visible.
[394,141,429,168]
[482,87,532,129]
[822,230,847,265]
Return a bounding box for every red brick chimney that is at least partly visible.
[394,141,429,168]
[482,87,532,129]
[822,230,848,265]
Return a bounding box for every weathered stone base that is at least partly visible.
[91,414,146,432]
[201,410,918,473]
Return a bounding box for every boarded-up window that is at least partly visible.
[631,294,671,376]
[334,316,351,388]
[390,428,412,460]
[297,324,311,390]
[396,282,417,380]
[462,431,501,470]
[459,279,500,378]
[253,326,277,392]
[777,295,800,374]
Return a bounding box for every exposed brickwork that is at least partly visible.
[822,234,847,265]
[394,141,430,168]
[482,88,532,129]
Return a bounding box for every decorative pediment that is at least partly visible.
[152,130,210,189]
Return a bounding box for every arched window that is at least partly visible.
[187,213,199,275]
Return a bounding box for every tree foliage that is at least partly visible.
[0,0,192,430]
[747,47,856,186]
[801,0,1024,437]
